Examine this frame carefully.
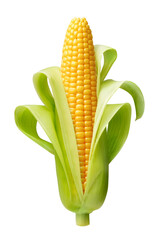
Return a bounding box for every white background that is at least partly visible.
[0,0,162,239]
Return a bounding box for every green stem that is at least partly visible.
[76,213,90,226]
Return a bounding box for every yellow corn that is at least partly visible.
[61,17,97,192]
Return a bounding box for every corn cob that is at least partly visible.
[61,18,97,193]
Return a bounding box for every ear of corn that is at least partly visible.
[14,17,145,226]
[61,18,97,193]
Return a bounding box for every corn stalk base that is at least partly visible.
[76,213,90,226]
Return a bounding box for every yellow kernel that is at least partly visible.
[82,27,87,32]
[85,121,92,127]
[83,38,88,43]
[91,87,96,92]
[76,93,83,99]
[71,61,77,67]
[76,132,85,138]
[71,113,75,121]
[70,76,77,82]
[84,89,91,95]
[84,69,90,74]
[91,79,96,85]
[90,55,95,60]
[85,137,91,143]
[84,79,91,84]
[84,84,90,89]
[66,71,70,76]
[92,106,96,112]
[75,110,84,116]
[81,172,86,178]
[75,116,84,121]
[84,99,91,104]
[77,75,84,81]
[84,116,91,121]
[84,53,89,59]
[76,104,84,110]
[77,80,84,86]
[92,101,97,106]
[73,51,78,56]
[91,96,96,101]
[78,59,84,64]
[78,27,82,33]
[84,59,89,64]
[84,105,91,111]
[74,31,77,36]
[78,65,84,70]
[69,82,76,88]
[90,65,95,70]
[84,110,91,116]
[83,95,91,100]
[85,126,93,132]
[84,42,88,48]
[77,40,84,48]
[84,74,90,79]
[80,166,86,172]
[85,148,90,154]
[78,53,84,59]
[78,149,85,155]
[69,102,75,108]
[77,144,85,150]
[64,82,69,87]
[69,88,76,94]
[84,64,89,69]
[68,50,72,55]
[76,121,84,127]
[84,48,89,53]
[88,33,92,39]
[85,154,89,160]
[89,45,94,50]
[77,138,85,144]
[85,142,91,149]
[64,86,68,92]
[85,132,92,137]
[70,67,77,72]
[85,165,88,172]
[78,48,84,53]
[77,38,83,43]
[79,157,85,163]
[77,33,83,38]
[72,56,77,61]
[70,108,75,114]
[81,177,85,183]
[77,70,84,75]
[77,86,84,93]
[83,32,87,37]
[76,99,84,104]
[92,91,96,96]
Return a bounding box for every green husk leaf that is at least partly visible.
[33,67,83,199]
[14,105,59,155]
[14,104,80,210]
[106,103,131,163]
[85,103,131,201]
[120,81,145,120]
[94,103,131,158]
[91,80,123,155]
[83,130,108,213]
[94,45,117,96]
[33,72,55,110]
[91,79,144,157]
